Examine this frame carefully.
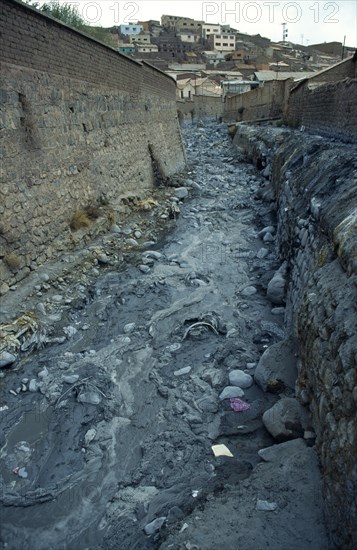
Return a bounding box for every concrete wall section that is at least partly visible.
[223,80,291,123]
[0,0,185,293]
[177,96,224,120]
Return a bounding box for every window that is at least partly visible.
[223,43,228,46]
[216,42,221,46]
[181,91,184,98]
[188,91,191,98]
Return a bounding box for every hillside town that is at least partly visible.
[111,14,355,104]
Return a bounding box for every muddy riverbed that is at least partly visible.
[0,120,328,549]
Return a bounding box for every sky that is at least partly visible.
[41,1,357,46]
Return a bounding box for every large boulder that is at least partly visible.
[262,397,310,442]
[254,339,297,393]
[266,262,287,305]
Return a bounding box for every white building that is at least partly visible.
[202,23,221,39]
[209,34,236,52]
[178,31,200,44]
[136,44,159,53]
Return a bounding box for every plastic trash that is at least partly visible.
[230,398,251,412]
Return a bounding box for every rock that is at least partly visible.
[201,369,225,388]
[52,295,63,303]
[271,307,285,315]
[0,351,17,368]
[263,232,275,242]
[38,367,49,379]
[246,362,257,369]
[77,392,101,405]
[174,187,189,200]
[241,285,257,296]
[219,386,245,400]
[258,438,308,462]
[267,264,287,305]
[29,379,39,392]
[257,248,269,259]
[0,283,10,295]
[258,226,275,237]
[262,397,310,442]
[186,180,202,192]
[144,517,166,536]
[39,273,50,282]
[134,231,142,239]
[228,370,253,388]
[63,326,78,338]
[98,254,109,264]
[36,302,47,316]
[126,238,139,247]
[139,265,150,274]
[84,428,97,446]
[267,273,285,305]
[174,366,192,376]
[123,323,136,333]
[122,226,132,236]
[143,251,162,260]
[111,224,121,234]
[256,499,277,511]
[254,339,298,392]
[18,467,28,479]
[63,374,79,384]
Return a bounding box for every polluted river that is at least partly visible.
[0,120,328,549]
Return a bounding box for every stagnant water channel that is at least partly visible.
[0,120,328,549]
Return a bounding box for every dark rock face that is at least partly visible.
[234,125,357,549]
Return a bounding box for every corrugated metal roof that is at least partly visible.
[254,71,316,81]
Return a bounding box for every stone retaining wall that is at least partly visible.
[0,0,185,293]
[233,125,357,549]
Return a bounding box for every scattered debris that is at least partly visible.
[211,444,234,458]
[144,517,166,535]
[230,398,251,412]
[256,499,278,511]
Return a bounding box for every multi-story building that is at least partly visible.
[209,33,236,52]
[136,44,159,53]
[175,18,203,32]
[161,14,182,29]
[202,23,222,39]
[177,30,200,44]
[152,32,194,56]
[129,33,151,44]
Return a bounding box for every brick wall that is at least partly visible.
[0,0,186,293]
[223,79,291,122]
[286,54,357,142]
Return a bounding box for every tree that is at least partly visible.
[39,1,87,31]
[24,1,117,47]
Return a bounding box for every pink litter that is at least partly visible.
[230,398,251,412]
